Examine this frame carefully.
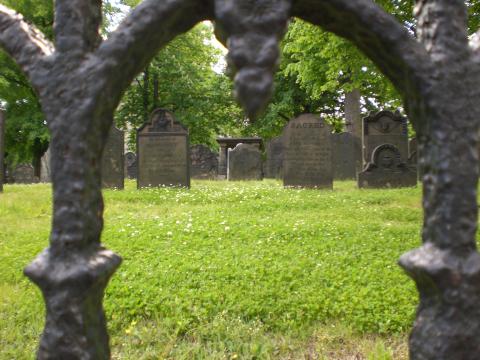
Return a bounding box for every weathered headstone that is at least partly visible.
[0,111,4,192]
[217,137,263,177]
[362,110,408,166]
[101,126,124,189]
[344,89,363,172]
[265,136,284,179]
[190,144,218,179]
[137,109,190,188]
[283,114,333,189]
[358,144,417,188]
[12,164,38,184]
[124,152,137,179]
[332,132,356,180]
[227,143,263,181]
[40,147,51,183]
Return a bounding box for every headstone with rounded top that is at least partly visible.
[358,143,417,188]
[137,109,190,188]
[227,143,263,181]
[283,114,333,189]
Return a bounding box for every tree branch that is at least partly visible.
[91,0,213,110]
[292,0,432,104]
[54,0,102,55]
[0,5,53,88]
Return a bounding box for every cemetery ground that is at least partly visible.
[0,180,427,359]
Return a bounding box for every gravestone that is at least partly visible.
[217,137,263,177]
[101,126,124,189]
[124,152,137,179]
[137,109,190,188]
[332,132,356,180]
[362,110,408,166]
[358,144,417,188]
[40,147,51,183]
[0,111,4,192]
[190,144,218,179]
[12,164,38,184]
[283,114,333,189]
[227,143,263,181]
[265,136,284,179]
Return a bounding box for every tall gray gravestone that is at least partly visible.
[265,136,284,179]
[40,147,51,183]
[0,111,4,193]
[362,110,408,166]
[332,132,356,180]
[137,109,190,188]
[283,114,333,189]
[358,144,417,188]
[124,152,137,179]
[190,144,218,179]
[227,143,263,181]
[101,126,124,189]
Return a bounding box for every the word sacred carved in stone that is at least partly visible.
[358,143,417,188]
[137,109,190,188]
[102,126,125,189]
[362,110,408,166]
[227,143,263,181]
[283,114,333,189]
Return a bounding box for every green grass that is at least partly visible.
[0,180,422,359]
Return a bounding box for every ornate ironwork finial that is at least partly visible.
[214,0,291,120]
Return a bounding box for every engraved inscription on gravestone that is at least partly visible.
[362,110,408,166]
[137,109,190,188]
[102,126,124,189]
[358,143,417,188]
[265,136,284,179]
[332,132,356,180]
[227,143,263,181]
[283,114,333,189]
[124,152,137,179]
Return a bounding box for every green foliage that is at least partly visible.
[0,180,425,358]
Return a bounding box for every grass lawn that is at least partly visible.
[0,180,423,359]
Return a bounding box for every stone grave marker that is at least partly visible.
[12,164,38,184]
[265,136,284,179]
[102,126,124,189]
[190,144,218,179]
[137,109,190,188]
[332,132,356,180]
[124,152,137,179]
[283,114,333,189]
[217,137,263,177]
[40,147,51,182]
[227,143,263,181]
[358,143,417,188]
[0,111,4,192]
[362,110,408,166]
